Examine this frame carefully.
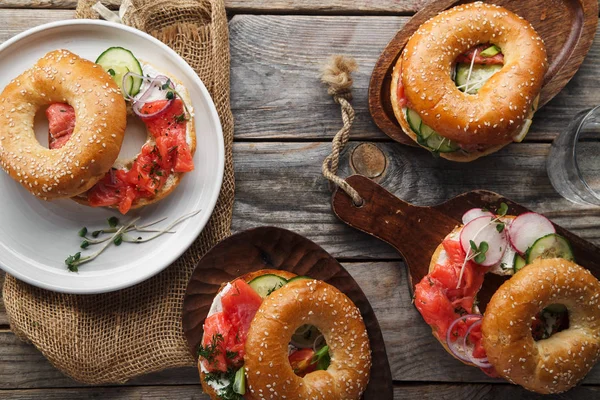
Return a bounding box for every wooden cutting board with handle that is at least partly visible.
[369,0,598,146]
[333,175,600,311]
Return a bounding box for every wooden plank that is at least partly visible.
[0,11,598,142]
[0,381,599,399]
[0,9,74,43]
[230,141,600,258]
[0,0,425,13]
[229,15,600,141]
[2,261,600,388]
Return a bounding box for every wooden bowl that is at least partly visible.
[369,0,599,146]
[182,226,393,399]
[332,175,600,312]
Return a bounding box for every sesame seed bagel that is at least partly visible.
[0,49,126,199]
[482,258,600,394]
[72,62,196,211]
[199,269,297,400]
[392,2,547,161]
[244,279,371,400]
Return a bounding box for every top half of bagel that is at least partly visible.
[390,2,547,162]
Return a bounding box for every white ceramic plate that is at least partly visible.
[0,20,224,293]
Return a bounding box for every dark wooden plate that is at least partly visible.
[369,0,599,146]
[333,175,600,312]
[182,226,393,399]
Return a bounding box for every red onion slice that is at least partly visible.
[122,72,175,119]
[463,319,492,368]
[446,314,482,363]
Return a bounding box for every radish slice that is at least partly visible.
[460,216,508,267]
[462,208,494,225]
[446,314,482,363]
[508,212,555,255]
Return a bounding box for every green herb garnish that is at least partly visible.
[174,113,187,123]
[166,91,174,100]
[198,333,224,364]
[312,345,331,371]
[107,68,116,76]
[161,79,172,90]
[497,202,508,217]
[65,211,200,272]
[107,216,119,228]
[469,240,489,264]
[496,222,505,233]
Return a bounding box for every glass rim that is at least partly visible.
[572,104,600,203]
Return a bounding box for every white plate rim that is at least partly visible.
[0,19,225,294]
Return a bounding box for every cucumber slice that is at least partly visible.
[96,47,143,97]
[287,276,311,284]
[480,45,501,58]
[248,274,287,298]
[526,234,574,264]
[406,108,422,134]
[426,133,460,153]
[513,254,527,272]
[420,123,435,140]
[233,366,246,395]
[455,64,503,94]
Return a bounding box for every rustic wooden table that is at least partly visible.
[1,1,600,399]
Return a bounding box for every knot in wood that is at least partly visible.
[351,143,387,179]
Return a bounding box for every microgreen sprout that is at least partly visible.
[65,211,201,271]
[107,216,119,228]
[65,218,139,271]
[456,204,509,289]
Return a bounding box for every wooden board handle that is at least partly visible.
[332,175,458,269]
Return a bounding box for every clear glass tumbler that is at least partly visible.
[547,105,600,206]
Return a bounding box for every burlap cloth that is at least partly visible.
[2,0,235,384]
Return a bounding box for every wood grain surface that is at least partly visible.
[2,384,599,400]
[0,0,427,13]
[0,11,599,142]
[1,2,600,399]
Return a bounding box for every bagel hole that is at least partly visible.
[289,324,330,377]
[35,103,76,149]
[117,115,149,164]
[454,43,504,95]
[34,106,50,148]
[531,304,569,341]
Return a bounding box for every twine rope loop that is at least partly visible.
[321,55,363,206]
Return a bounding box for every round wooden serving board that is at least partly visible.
[369,0,599,146]
[182,226,393,399]
[332,175,600,312]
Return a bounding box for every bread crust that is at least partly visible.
[0,49,126,199]
[483,258,600,394]
[73,62,196,210]
[390,2,547,161]
[244,279,371,399]
[198,269,297,400]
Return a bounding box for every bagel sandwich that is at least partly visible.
[390,2,547,161]
[197,269,372,400]
[43,47,196,214]
[413,205,600,393]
